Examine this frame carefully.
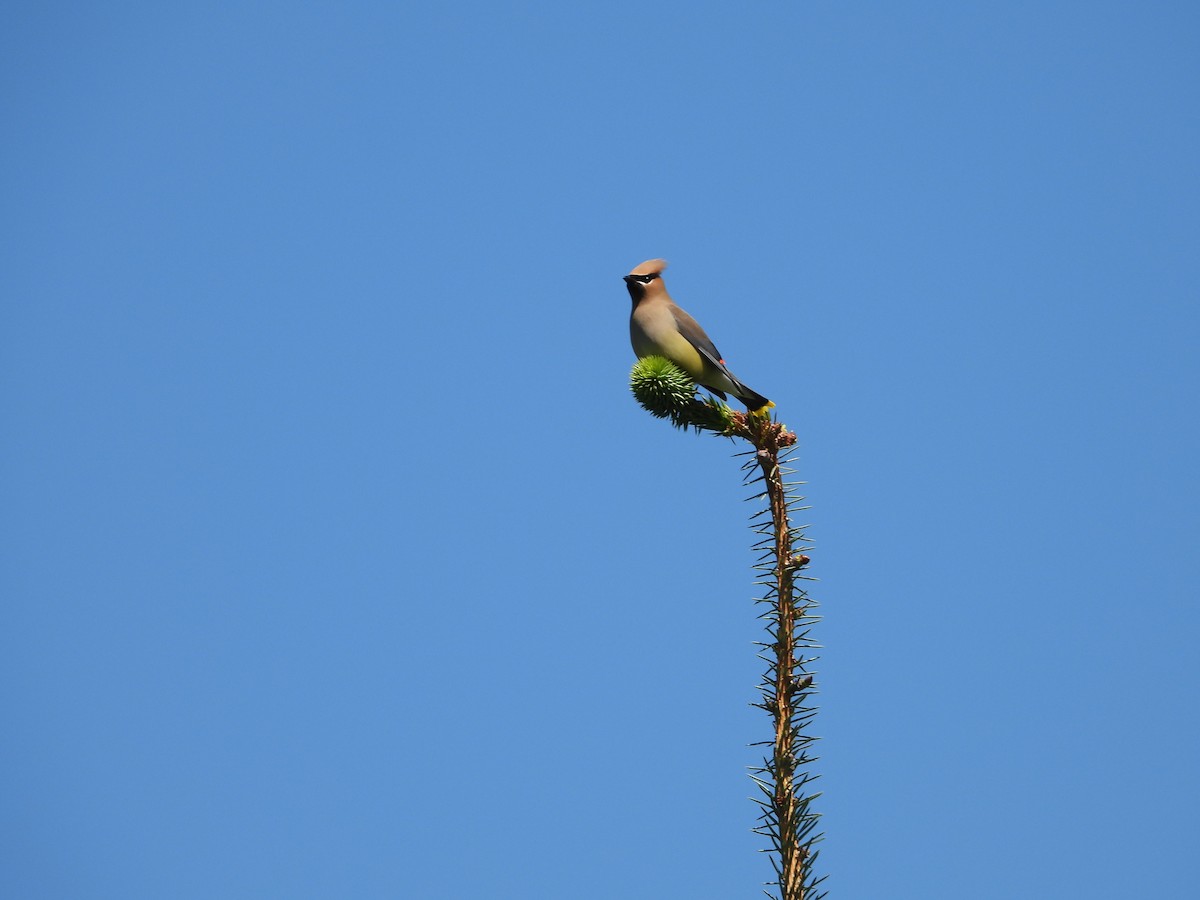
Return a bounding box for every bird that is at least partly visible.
[625,258,773,413]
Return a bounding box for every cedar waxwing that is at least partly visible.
[625,258,773,413]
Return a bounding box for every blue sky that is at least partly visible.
[2,2,1198,897]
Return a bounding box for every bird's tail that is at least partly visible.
[734,385,774,415]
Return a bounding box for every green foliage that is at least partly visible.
[629,356,735,434]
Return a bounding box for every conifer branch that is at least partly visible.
[630,358,825,899]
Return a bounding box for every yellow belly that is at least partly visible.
[631,318,705,379]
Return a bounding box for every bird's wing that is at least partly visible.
[670,305,728,372]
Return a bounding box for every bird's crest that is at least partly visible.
[628,258,668,277]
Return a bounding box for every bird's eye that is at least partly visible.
[638,274,658,283]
